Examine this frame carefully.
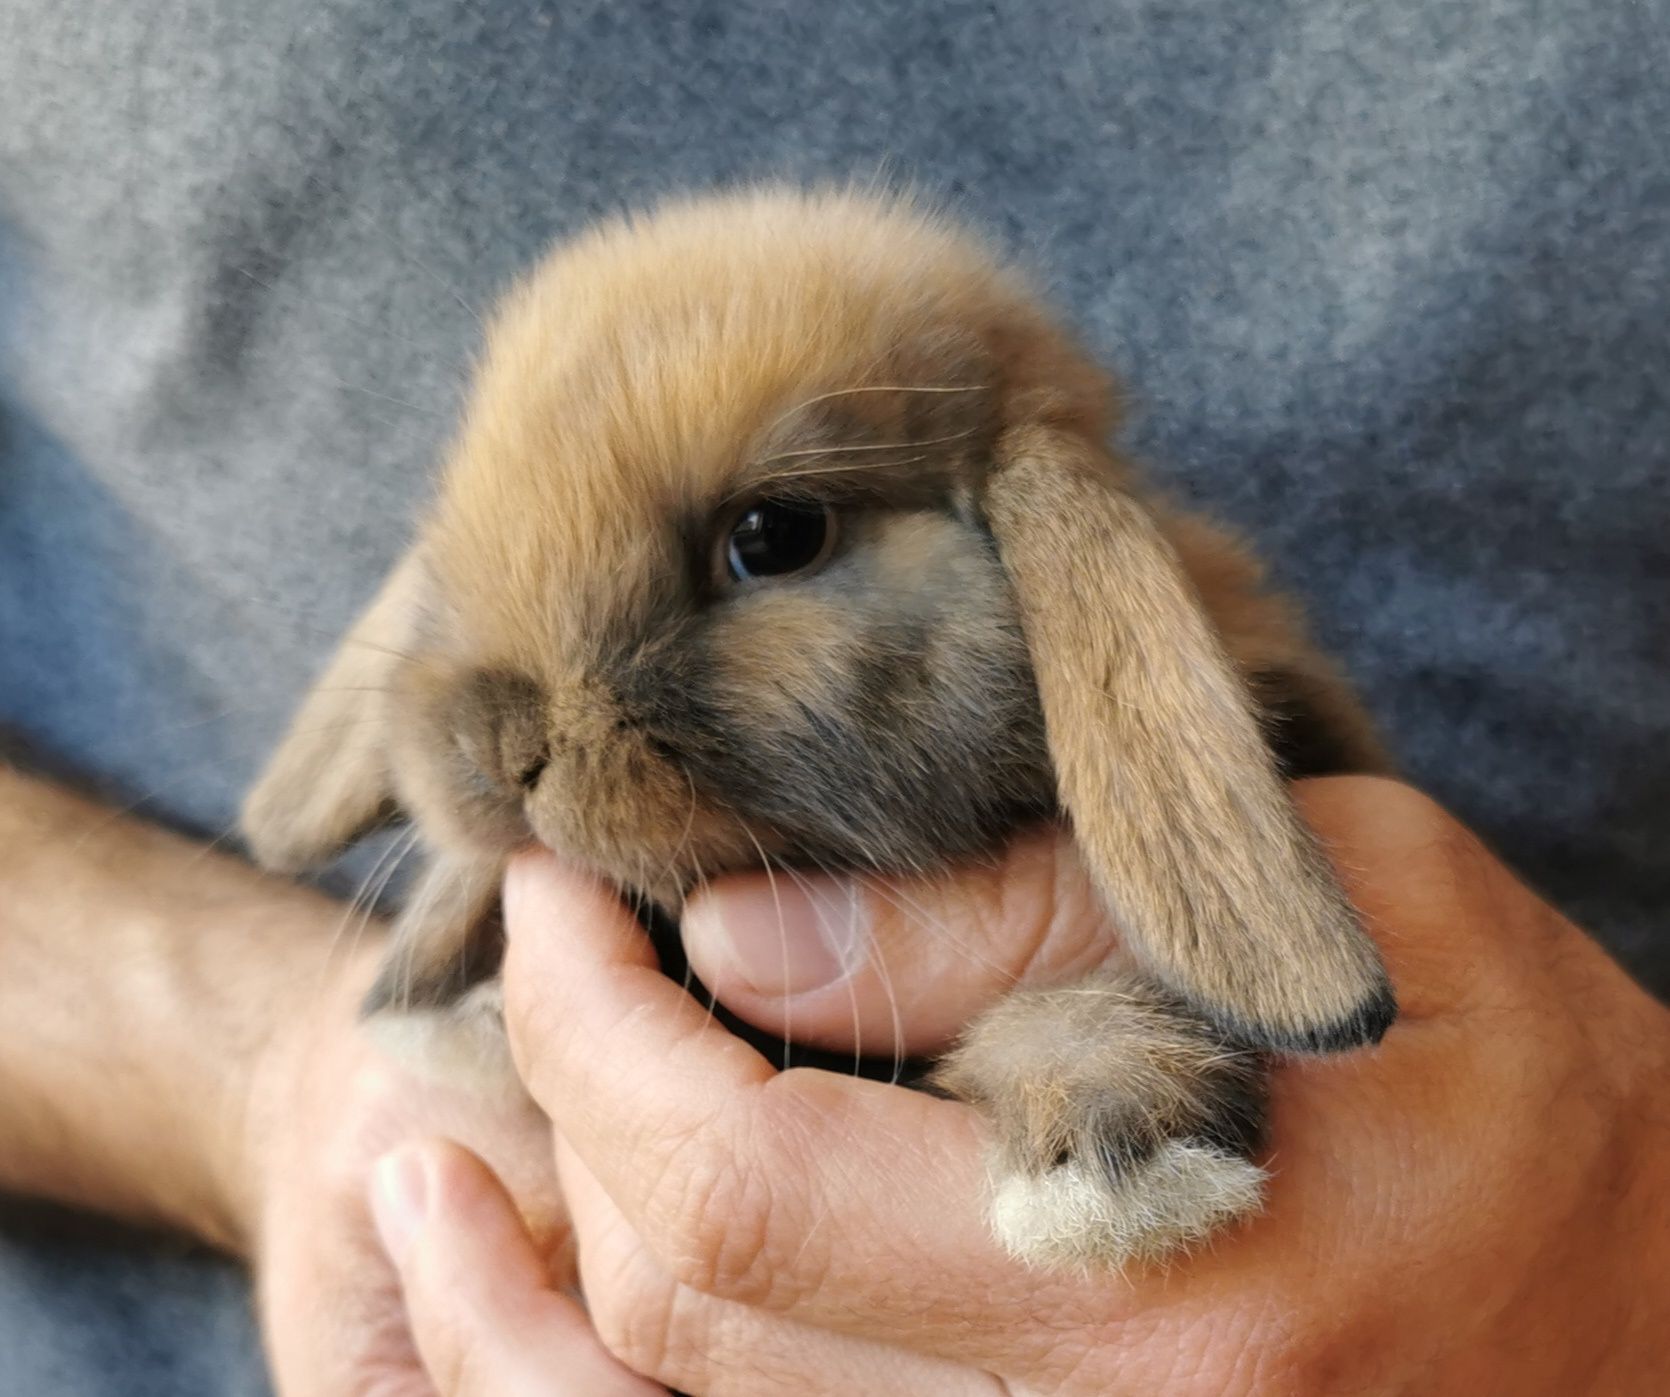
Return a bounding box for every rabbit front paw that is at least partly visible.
[936,969,1268,1269]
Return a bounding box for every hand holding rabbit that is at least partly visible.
[368,780,1670,1395]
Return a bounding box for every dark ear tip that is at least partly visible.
[1299,980,1398,1053]
[1216,980,1399,1056]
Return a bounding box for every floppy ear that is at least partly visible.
[241,551,426,873]
[1156,508,1393,780]
[981,425,1395,1053]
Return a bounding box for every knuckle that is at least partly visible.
[1235,1300,1378,1397]
[502,983,569,1096]
[581,1241,726,1393]
[652,1131,780,1303]
[1138,1291,1364,1397]
[635,1088,822,1309]
[586,1258,679,1380]
[1263,1331,1364,1397]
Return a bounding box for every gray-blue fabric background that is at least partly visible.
[2,2,1666,1392]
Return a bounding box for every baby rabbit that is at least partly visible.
[244,187,1394,1268]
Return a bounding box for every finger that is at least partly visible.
[259,1198,433,1397]
[679,828,1118,1054]
[676,777,1512,1057]
[554,1135,1003,1397]
[502,851,1140,1371]
[497,788,1537,1373]
[371,1139,665,1397]
[678,775,1559,1046]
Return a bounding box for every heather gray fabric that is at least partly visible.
[2,1,1666,1391]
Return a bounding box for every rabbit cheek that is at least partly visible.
[665,553,1053,873]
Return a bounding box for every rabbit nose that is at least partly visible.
[487,712,549,795]
[452,669,553,794]
[508,738,550,791]
[536,689,679,786]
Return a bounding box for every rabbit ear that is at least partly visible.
[981,426,1395,1053]
[241,551,427,873]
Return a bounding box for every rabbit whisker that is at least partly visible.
[754,425,975,470]
[767,381,983,434]
[801,856,907,1085]
[778,862,871,1083]
[680,844,721,1027]
[322,826,418,997]
[732,820,795,1072]
[753,455,928,491]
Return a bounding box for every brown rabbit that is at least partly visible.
[243,187,1394,1268]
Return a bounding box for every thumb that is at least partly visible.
[679,828,1120,1056]
[369,1139,664,1396]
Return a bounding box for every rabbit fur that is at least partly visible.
[243,186,1394,1268]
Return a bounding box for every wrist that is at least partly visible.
[0,767,394,1252]
[234,930,387,1253]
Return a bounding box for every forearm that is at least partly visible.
[0,763,375,1251]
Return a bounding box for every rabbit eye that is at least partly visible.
[724,498,836,582]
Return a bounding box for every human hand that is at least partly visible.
[0,766,605,1393]
[245,945,574,1396]
[379,778,1670,1394]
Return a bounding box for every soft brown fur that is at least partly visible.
[243,187,1395,1266]
[983,429,1389,1049]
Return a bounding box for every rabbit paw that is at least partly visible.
[364,977,527,1102]
[987,1137,1266,1270]
[935,969,1268,1269]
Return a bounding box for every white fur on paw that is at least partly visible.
[990,1140,1266,1270]
[365,981,529,1104]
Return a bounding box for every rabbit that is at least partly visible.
[242,186,1395,1269]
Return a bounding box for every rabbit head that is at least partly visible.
[244,187,1392,1054]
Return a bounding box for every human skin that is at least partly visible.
[376,779,1670,1395]
[0,766,568,1393]
[1,767,1666,1393]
